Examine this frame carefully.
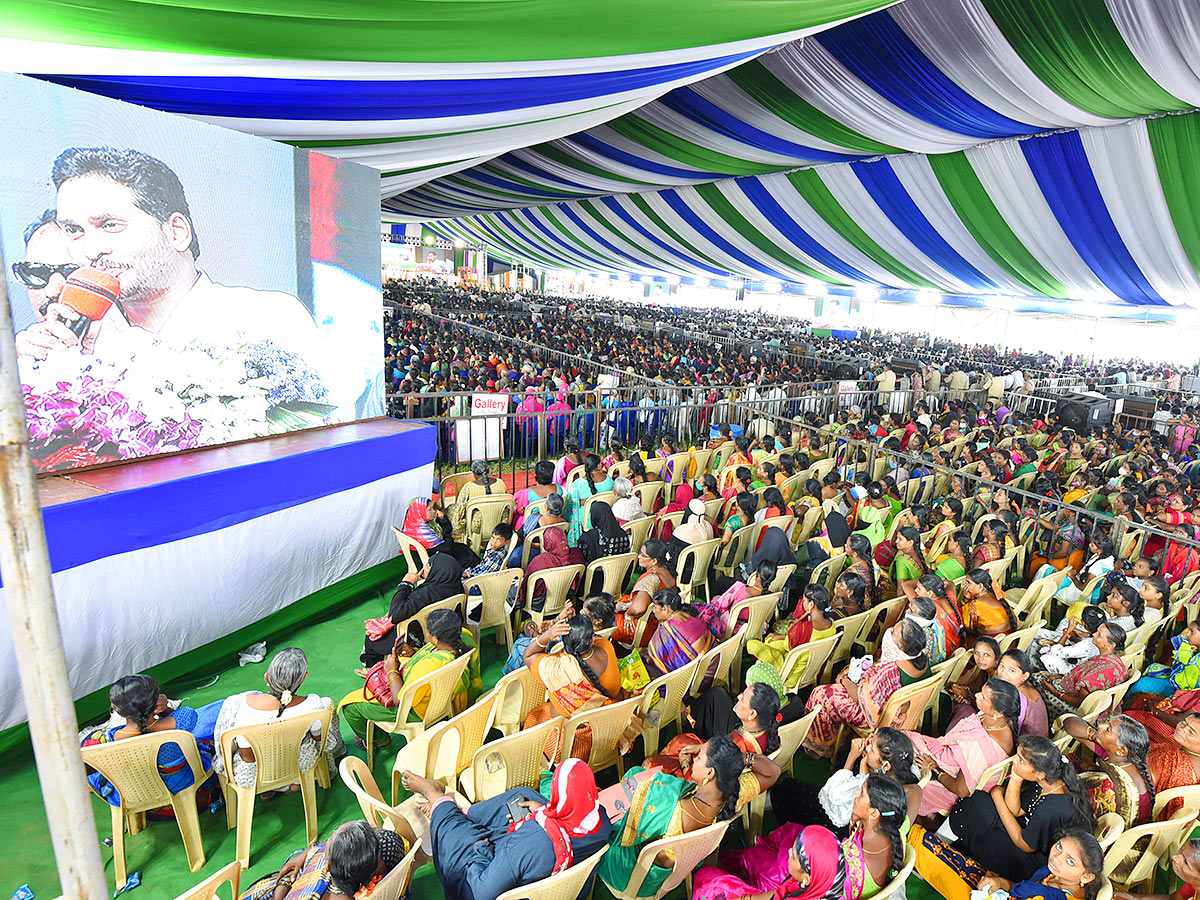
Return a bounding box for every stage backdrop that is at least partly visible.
[0,72,383,474]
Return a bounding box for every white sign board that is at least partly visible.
[455,393,508,463]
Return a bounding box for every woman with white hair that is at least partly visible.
[610,476,645,524]
[213,647,344,790]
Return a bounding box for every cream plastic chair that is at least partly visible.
[527,563,585,627]
[749,516,794,551]
[603,819,729,900]
[833,676,940,762]
[393,592,468,646]
[972,753,1015,792]
[562,695,642,776]
[676,537,722,602]
[998,618,1044,654]
[391,526,430,577]
[440,471,475,502]
[489,665,548,737]
[582,491,618,524]
[466,568,523,650]
[633,481,665,515]
[1153,784,1200,820]
[726,592,781,656]
[468,718,563,802]
[714,524,755,580]
[623,516,656,555]
[392,691,499,804]
[371,840,424,900]
[690,448,714,478]
[82,729,212,887]
[689,631,746,696]
[586,552,638,599]
[769,563,797,593]
[779,634,839,692]
[466,494,516,554]
[810,554,850,594]
[338,756,419,843]
[1095,812,1125,851]
[828,607,876,667]
[639,658,701,755]
[703,497,725,524]
[1103,807,1199,891]
[928,649,971,723]
[365,650,476,767]
[872,842,917,900]
[171,860,241,900]
[217,708,333,867]
[522,522,569,569]
[743,705,822,840]
[655,511,685,541]
[495,845,608,900]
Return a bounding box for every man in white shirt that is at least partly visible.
[16,147,319,365]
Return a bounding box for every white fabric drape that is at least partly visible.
[1105,0,1200,107]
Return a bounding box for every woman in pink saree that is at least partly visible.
[905,679,1019,816]
[644,588,713,678]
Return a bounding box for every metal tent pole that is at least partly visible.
[0,237,108,898]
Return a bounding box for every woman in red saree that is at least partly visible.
[1163,525,1200,585]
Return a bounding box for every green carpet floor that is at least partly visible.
[5,578,944,900]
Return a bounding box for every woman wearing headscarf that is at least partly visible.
[400,497,479,569]
[748,526,793,576]
[692,823,847,900]
[669,498,716,574]
[579,501,632,565]
[402,758,612,900]
[524,526,585,611]
[361,554,465,668]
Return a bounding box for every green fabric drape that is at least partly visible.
[1147,114,1200,278]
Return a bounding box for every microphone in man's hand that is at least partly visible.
[56,267,119,338]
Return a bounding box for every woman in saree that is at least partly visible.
[239,820,411,900]
[748,582,836,679]
[886,526,929,601]
[909,827,1104,900]
[1129,617,1200,701]
[399,496,478,570]
[451,459,505,540]
[802,618,929,759]
[996,648,1051,738]
[340,610,479,749]
[855,482,893,548]
[563,453,614,546]
[1039,622,1128,720]
[699,559,777,642]
[970,519,1009,571]
[523,526,585,612]
[523,614,620,762]
[1163,524,1200,585]
[694,823,848,900]
[638,588,713,678]
[913,574,965,658]
[946,637,1002,728]
[597,735,780,899]
[1028,506,1087,576]
[613,540,676,648]
[706,774,909,900]
[649,680,782,777]
[1059,713,1155,827]
[908,678,1020,817]
[845,533,880,608]
[361,554,465,668]
[927,498,962,553]
[832,571,871,621]
[514,460,560,534]
[934,533,972,582]
[960,568,1017,639]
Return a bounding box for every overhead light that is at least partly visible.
[855,285,878,303]
[424,235,434,245]
[638,275,650,283]
[454,239,465,249]
[914,290,939,306]
[666,274,680,285]
[807,283,826,299]
[989,295,1018,311]
[694,278,709,289]
[764,282,783,293]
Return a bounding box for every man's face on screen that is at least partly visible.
[56,176,189,304]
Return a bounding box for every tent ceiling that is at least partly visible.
[6,0,1200,306]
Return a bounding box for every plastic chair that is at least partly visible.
[392,691,499,804]
[779,634,839,692]
[703,497,725,524]
[810,554,850,594]
[633,482,665,516]
[998,618,1044,654]
[490,665,549,737]
[562,695,641,776]
[833,676,940,762]
[527,563,585,627]
[494,845,608,900]
[391,526,430,577]
[768,563,797,592]
[171,860,241,900]
[689,630,746,696]
[1103,807,1198,891]
[466,569,523,651]
[466,495,516,554]
[585,552,638,599]
[1152,784,1200,820]
[828,607,876,667]
[749,517,794,552]
[338,756,419,842]
[743,705,822,840]
[82,729,212,888]
[522,522,569,569]
[655,511,685,541]
[714,524,755,579]
[468,718,563,802]
[440,472,474,502]
[872,842,917,900]
[791,504,825,549]
[217,708,333,867]
[603,820,729,900]
[640,657,702,755]
[582,491,618,525]
[972,754,1015,792]
[393,592,468,646]
[1095,812,1125,850]
[365,651,476,768]
[676,537,722,602]
[371,840,424,900]
[623,516,656,555]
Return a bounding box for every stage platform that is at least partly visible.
[1,418,435,734]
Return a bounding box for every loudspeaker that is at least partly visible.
[1055,392,1115,430]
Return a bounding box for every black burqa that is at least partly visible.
[361,554,463,665]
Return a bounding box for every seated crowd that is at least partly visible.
[82,383,1200,900]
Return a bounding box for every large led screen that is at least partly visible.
[0,73,383,473]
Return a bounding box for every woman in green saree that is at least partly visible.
[598,735,780,897]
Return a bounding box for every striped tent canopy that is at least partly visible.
[6,0,1200,306]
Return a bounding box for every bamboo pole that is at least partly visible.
[0,242,108,898]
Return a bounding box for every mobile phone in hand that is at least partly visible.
[507,796,526,822]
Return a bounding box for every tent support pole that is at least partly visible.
[0,231,109,899]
